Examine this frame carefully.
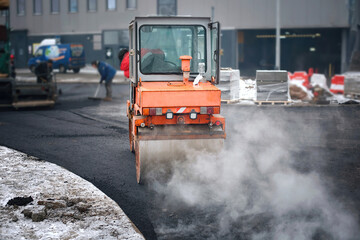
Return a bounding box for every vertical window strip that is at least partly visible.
[107,0,116,11]
[17,0,26,15]
[69,0,78,13]
[33,0,42,15]
[51,0,60,14]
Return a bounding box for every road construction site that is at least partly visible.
[1,77,359,239]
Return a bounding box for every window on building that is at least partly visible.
[33,0,42,15]
[51,0,60,14]
[157,0,176,16]
[17,0,26,15]
[126,0,136,9]
[1,10,7,17]
[88,0,97,12]
[69,0,78,13]
[106,0,116,11]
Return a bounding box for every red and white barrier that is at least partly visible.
[330,75,345,94]
[289,71,309,87]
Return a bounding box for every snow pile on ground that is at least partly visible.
[0,146,144,240]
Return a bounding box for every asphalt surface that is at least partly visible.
[0,82,158,239]
[1,80,360,239]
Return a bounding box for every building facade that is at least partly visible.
[1,0,359,76]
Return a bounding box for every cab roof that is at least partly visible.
[130,16,211,25]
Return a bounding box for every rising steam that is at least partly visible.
[148,107,359,239]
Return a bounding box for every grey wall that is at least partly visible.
[1,0,352,70]
[178,0,349,29]
[8,0,157,35]
[5,0,350,35]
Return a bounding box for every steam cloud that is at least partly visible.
[148,107,359,239]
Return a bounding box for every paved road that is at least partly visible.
[0,83,158,239]
[1,82,359,239]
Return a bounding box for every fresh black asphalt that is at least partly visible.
[1,82,359,239]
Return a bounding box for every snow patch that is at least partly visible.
[0,146,144,240]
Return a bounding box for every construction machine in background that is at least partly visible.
[0,0,57,109]
[127,17,226,183]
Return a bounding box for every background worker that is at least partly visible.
[118,49,129,78]
[10,54,16,79]
[0,48,9,76]
[91,60,116,101]
[35,59,53,83]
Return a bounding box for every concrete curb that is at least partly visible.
[0,146,144,239]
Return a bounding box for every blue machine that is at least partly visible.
[28,44,85,73]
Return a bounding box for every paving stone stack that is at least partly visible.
[256,70,289,101]
[219,68,240,101]
[344,73,360,98]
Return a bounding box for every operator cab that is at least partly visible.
[129,16,220,84]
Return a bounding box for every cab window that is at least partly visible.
[139,25,206,74]
[34,48,43,57]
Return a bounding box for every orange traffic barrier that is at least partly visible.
[289,71,309,87]
[329,75,345,94]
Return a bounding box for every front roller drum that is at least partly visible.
[128,119,135,153]
[135,140,145,184]
[135,138,224,184]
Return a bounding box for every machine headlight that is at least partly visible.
[189,110,197,120]
[166,110,174,119]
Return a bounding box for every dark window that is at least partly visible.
[51,0,60,13]
[33,0,42,15]
[157,0,176,16]
[17,0,26,15]
[1,10,7,16]
[69,0,78,13]
[88,0,97,12]
[126,0,136,9]
[104,31,119,45]
[106,0,116,10]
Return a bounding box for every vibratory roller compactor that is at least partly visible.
[126,16,226,183]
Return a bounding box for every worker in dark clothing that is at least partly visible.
[35,60,53,83]
[91,60,116,101]
[10,54,16,79]
[0,48,9,75]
